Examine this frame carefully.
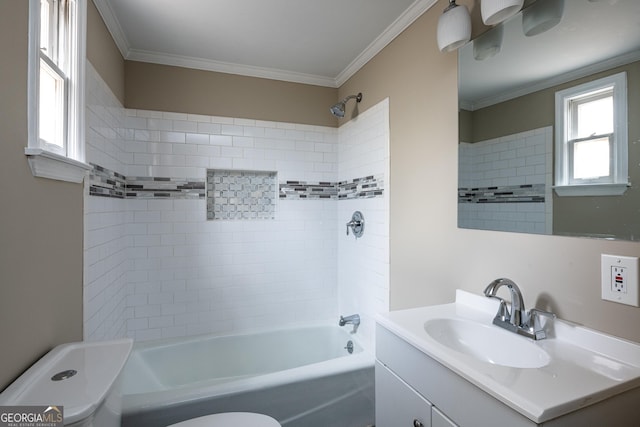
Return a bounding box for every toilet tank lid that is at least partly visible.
[0,338,133,425]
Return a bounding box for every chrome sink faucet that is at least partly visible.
[483,278,555,340]
[484,278,524,327]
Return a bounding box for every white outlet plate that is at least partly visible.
[601,254,640,307]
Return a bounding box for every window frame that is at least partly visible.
[26,0,90,183]
[554,72,629,196]
[39,51,68,153]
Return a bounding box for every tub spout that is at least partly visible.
[339,314,360,334]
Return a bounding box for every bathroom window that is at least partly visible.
[554,72,628,196]
[26,0,90,182]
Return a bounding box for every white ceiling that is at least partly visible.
[93,0,436,88]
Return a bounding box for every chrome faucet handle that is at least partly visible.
[529,308,556,318]
[485,295,510,322]
[345,211,364,238]
[527,308,556,340]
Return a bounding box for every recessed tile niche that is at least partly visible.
[206,169,277,220]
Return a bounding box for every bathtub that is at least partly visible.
[120,325,375,427]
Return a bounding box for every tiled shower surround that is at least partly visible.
[84,62,389,344]
[458,127,553,235]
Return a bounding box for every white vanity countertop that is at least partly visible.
[376,290,640,423]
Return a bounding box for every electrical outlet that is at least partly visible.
[611,266,627,293]
[601,254,639,306]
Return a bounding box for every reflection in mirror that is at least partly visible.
[458,0,640,241]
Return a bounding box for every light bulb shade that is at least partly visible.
[437,3,472,52]
[481,0,524,26]
[473,24,503,60]
[523,0,564,37]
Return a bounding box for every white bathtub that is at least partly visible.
[121,325,374,427]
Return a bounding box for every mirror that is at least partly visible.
[458,0,640,240]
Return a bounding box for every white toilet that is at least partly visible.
[167,412,281,427]
[0,339,134,426]
[0,339,281,427]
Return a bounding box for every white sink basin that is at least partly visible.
[377,290,640,423]
[424,318,550,368]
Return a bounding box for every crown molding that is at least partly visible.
[92,0,130,58]
[126,49,338,87]
[92,0,437,88]
[335,0,437,87]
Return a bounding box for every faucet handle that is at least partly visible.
[486,295,510,322]
[345,211,364,238]
[528,308,556,340]
[529,308,555,318]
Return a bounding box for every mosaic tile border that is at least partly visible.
[88,164,127,198]
[279,181,337,199]
[126,177,205,199]
[279,174,384,200]
[88,164,205,200]
[338,174,384,199]
[458,184,545,204]
[90,164,385,204]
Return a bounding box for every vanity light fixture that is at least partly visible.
[481,0,524,26]
[522,0,565,37]
[473,24,503,60]
[437,0,472,52]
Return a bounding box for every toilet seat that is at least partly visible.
[167,412,281,427]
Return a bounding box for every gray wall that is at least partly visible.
[0,0,84,390]
[87,0,125,103]
[124,61,338,127]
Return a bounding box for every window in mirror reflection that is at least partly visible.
[573,93,613,138]
[572,136,610,181]
[569,89,613,183]
[555,72,628,194]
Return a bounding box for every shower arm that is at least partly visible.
[329,92,363,118]
[341,93,362,104]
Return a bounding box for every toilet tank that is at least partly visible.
[0,339,133,426]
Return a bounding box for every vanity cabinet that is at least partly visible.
[431,407,457,427]
[376,359,458,427]
[375,361,433,427]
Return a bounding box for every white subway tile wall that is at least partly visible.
[84,62,130,340]
[337,99,390,344]
[458,127,553,234]
[84,62,389,344]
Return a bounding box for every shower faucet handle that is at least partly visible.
[346,220,360,234]
[346,211,364,239]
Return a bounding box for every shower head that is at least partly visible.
[329,93,363,118]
